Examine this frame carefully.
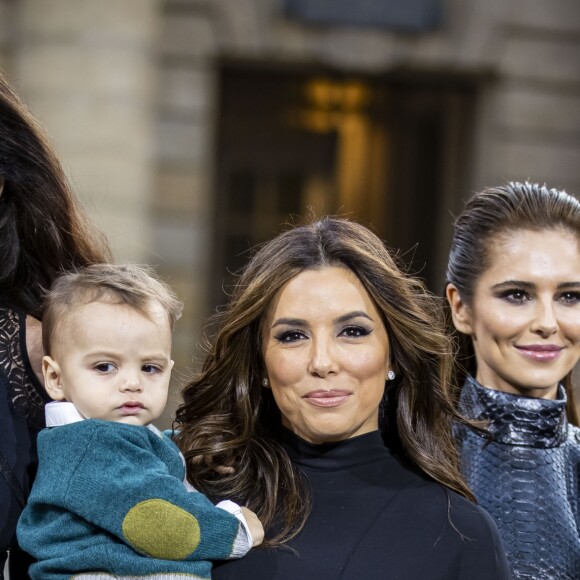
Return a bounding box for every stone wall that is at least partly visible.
[14,0,160,262]
[0,1,12,72]
[479,0,580,193]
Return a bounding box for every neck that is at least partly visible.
[281,428,389,470]
[474,371,559,400]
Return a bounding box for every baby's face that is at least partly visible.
[44,300,173,426]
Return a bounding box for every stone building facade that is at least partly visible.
[1,0,579,424]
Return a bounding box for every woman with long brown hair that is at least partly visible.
[0,70,111,577]
[446,182,580,579]
[176,217,509,579]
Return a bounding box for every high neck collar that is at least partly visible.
[460,376,568,448]
[281,429,389,471]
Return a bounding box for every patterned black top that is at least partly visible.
[0,304,47,427]
[458,376,580,579]
[0,303,50,572]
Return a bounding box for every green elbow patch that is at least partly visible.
[122,499,201,559]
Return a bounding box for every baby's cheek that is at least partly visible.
[122,499,201,559]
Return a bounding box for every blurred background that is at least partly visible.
[1,0,579,426]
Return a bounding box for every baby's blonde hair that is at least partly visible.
[42,263,183,356]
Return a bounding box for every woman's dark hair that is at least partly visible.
[0,71,111,318]
[446,181,580,424]
[176,217,473,545]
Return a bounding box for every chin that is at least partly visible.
[117,416,148,427]
[510,377,561,397]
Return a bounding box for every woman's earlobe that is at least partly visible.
[42,356,66,400]
[446,284,474,335]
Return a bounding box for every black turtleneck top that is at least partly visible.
[458,376,580,579]
[213,430,510,579]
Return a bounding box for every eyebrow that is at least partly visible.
[141,354,171,363]
[83,351,169,361]
[271,310,374,328]
[492,280,580,290]
[491,280,534,291]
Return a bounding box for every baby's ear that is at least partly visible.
[42,356,66,401]
[445,284,474,335]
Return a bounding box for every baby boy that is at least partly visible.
[17,264,263,580]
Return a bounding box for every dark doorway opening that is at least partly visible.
[211,63,479,307]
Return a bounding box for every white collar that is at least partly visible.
[45,401,85,426]
[44,401,161,437]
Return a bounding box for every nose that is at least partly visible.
[120,371,143,392]
[530,298,558,338]
[307,336,338,377]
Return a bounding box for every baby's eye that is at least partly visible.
[558,291,580,305]
[275,330,308,343]
[339,326,371,338]
[94,362,115,373]
[142,364,162,374]
[500,289,531,304]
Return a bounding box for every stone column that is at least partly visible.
[13,0,161,262]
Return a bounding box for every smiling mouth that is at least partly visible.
[515,345,564,362]
[303,390,352,408]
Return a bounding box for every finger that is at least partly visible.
[213,465,235,475]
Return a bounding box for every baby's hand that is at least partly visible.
[241,507,264,547]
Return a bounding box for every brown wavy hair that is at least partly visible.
[445,181,580,424]
[176,217,474,545]
[0,71,111,318]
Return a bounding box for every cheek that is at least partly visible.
[473,310,526,339]
[561,318,580,343]
[264,350,304,386]
[264,351,309,420]
[341,346,387,378]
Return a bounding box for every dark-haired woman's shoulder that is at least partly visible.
[359,470,512,580]
[0,302,49,576]
[442,488,512,579]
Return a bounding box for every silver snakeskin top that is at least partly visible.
[458,376,580,580]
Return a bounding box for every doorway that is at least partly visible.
[211,64,478,305]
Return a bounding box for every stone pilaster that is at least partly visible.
[14,0,161,262]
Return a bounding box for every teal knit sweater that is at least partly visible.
[17,420,244,580]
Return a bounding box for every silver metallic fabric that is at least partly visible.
[457,376,580,580]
